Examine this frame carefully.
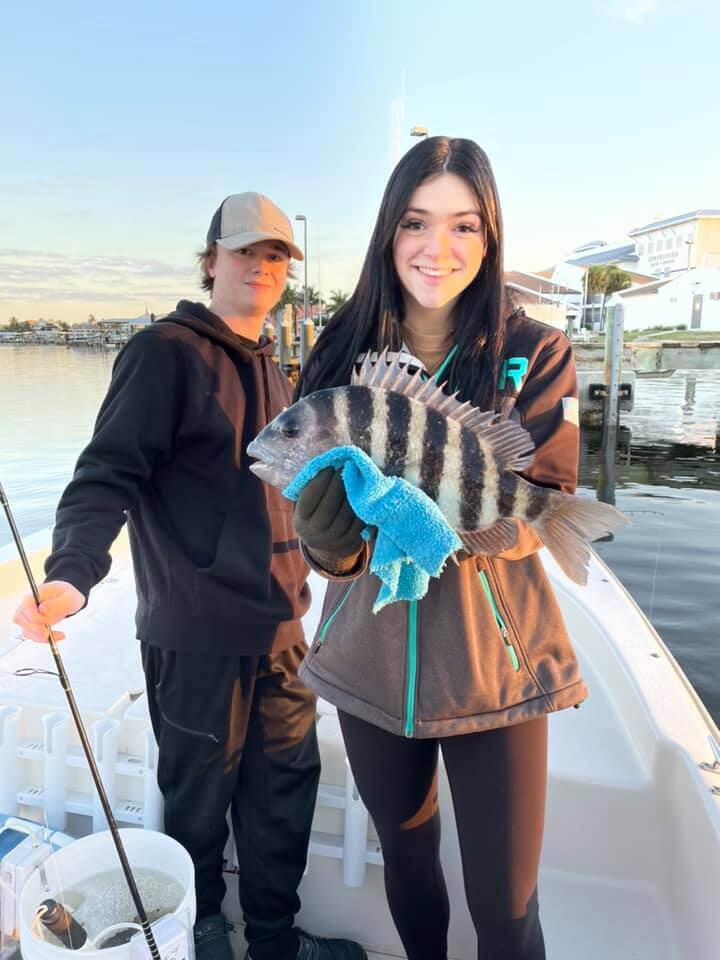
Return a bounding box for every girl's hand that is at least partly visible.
[294,467,365,562]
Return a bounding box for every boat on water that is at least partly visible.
[1,527,719,959]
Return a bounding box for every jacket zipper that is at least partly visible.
[404,600,419,737]
[260,357,273,425]
[478,570,520,671]
[317,581,357,646]
[400,352,453,740]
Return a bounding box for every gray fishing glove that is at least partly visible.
[294,467,366,565]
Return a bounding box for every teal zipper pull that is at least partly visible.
[498,623,520,671]
[478,570,520,672]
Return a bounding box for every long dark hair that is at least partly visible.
[295,136,507,411]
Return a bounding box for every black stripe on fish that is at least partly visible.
[460,428,485,530]
[525,484,546,522]
[309,388,336,426]
[347,386,374,455]
[419,408,447,502]
[498,472,518,518]
[385,392,411,477]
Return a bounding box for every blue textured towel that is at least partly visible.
[283,446,462,613]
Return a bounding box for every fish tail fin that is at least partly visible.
[533,492,628,585]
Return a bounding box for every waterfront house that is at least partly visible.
[505,270,581,330]
[610,266,720,331]
[96,308,154,345]
[629,210,720,277]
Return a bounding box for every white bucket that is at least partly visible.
[19,828,195,960]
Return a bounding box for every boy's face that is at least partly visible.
[210,240,290,316]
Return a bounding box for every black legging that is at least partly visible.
[338,711,548,960]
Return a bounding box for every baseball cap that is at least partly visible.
[206,192,304,261]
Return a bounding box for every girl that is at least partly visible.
[292,137,586,960]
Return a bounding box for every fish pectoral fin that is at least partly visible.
[458,519,518,556]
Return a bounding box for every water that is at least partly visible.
[1,346,719,724]
[39,867,183,948]
[578,372,720,723]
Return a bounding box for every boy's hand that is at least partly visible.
[12,581,86,643]
[294,467,365,562]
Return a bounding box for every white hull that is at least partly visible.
[1,529,719,959]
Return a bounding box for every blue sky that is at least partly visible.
[2,0,718,324]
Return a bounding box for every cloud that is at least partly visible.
[0,248,198,305]
[614,0,658,23]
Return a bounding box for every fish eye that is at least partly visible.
[280,420,301,439]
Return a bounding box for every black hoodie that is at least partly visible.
[44,301,310,655]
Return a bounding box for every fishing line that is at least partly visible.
[13,667,60,678]
[0,480,161,960]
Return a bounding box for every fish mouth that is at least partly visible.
[249,461,283,486]
[246,437,262,459]
[247,438,297,489]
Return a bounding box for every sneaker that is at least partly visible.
[294,928,367,960]
[244,927,367,960]
[194,913,235,960]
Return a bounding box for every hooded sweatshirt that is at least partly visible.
[44,301,310,655]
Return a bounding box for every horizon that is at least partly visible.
[2,0,718,327]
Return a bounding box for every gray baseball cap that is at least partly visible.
[206,192,304,260]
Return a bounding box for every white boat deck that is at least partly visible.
[1,529,719,959]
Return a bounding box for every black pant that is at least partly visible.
[142,643,321,960]
[338,711,548,960]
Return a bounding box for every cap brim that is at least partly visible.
[217,231,304,261]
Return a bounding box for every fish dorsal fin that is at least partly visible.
[353,347,482,422]
[352,347,535,473]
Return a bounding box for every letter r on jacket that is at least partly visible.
[498,357,529,392]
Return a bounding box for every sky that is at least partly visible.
[2,0,718,326]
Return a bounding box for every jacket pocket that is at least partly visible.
[192,503,308,621]
[195,508,270,598]
[477,568,521,672]
[308,574,407,722]
[415,560,540,723]
[316,582,357,647]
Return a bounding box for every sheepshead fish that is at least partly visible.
[247,350,627,584]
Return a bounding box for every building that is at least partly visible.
[96,308,154,344]
[537,246,657,331]
[610,267,720,332]
[562,239,641,274]
[505,270,582,330]
[629,211,720,277]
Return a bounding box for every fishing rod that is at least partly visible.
[0,481,161,960]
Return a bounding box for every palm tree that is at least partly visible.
[599,267,632,331]
[304,286,319,319]
[586,266,608,330]
[327,289,349,317]
[585,266,633,330]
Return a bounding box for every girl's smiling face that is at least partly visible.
[392,172,486,315]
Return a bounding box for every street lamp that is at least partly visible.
[295,215,308,346]
[410,125,428,139]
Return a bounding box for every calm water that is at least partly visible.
[1,346,719,724]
